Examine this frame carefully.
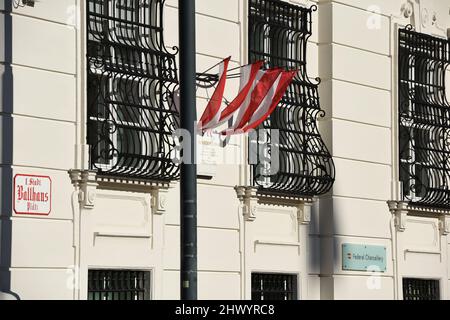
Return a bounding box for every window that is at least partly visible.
[398,26,450,208]
[248,0,334,196]
[88,270,151,300]
[403,278,440,300]
[87,0,180,181]
[251,273,297,300]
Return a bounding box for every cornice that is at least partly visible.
[235,186,315,224]
[387,200,450,235]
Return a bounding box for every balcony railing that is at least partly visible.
[399,26,450,208]
[86,0,179,181]
[248,0,335,196]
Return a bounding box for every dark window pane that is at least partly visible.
[88,270,150,301]
[403,278,440,300]
[399,126,411,161]
[251,273,297,301]
[414,164,430,198]
[413,128,430,163]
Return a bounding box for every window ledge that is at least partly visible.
[404,248,441,255]
[254,240,301,247]
[387,200,450,235]
[235,186,315,224]
[69,170,171,215]
[96,174,171,192]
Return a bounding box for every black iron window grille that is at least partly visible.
[88,269,151,300]
[87,0,179,181]
[248,0,335,196]
[398,26,450,208]
[251,273,297,300]
[402,278,440,300]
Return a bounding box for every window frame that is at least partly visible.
[402,277,441,301]
[86,0,179,181]
[89,0,153,172]
[247,0,335,196]
[251,272,299,301]
[397,26,450,207]
[249,5,298,189]
[87,269,152,301]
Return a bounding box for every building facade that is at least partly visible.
[1,0,450,300]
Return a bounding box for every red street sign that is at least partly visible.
[13,174,52,216]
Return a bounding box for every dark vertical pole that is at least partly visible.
[179,0,197,300]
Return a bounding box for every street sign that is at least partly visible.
[342,243,387,272]
[13,174,52,215]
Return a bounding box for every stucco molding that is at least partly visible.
[387,200,450,235]
[69,170,98,209]
[439,215,450,236]
[150,185,171,215]
[235,186,259,221]
[95,175,170,190]
[400,0,415,19]
[399,0,448,35]
[297,201,313,225]
[69,169,170,214]
[235,186,315,224]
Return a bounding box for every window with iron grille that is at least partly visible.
[251,273,297,300]
[87,0,180,181]
[403,278,440,300]
[248,0,334,196]
[398,26,450,208]
[88,270,151,300]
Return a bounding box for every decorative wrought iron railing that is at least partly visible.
[87,0,179,181]
[248,0,335,196]
[398,26,450,208]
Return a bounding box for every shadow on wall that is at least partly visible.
[0,0,19,300]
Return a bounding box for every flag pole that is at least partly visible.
[178,0,198,300]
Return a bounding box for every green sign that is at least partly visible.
[342,244,387,272]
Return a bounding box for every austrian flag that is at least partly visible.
[198,57,297,135]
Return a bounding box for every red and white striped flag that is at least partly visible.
[202,60,264,130]
[238,70,296,133]
[197,57,296,135]
[198,57,231,129]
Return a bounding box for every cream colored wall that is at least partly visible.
[77,189,165,299]
[318,0,395,300]
[0,0,78,299]
[161,0,322,300]
[1,0,450,300]
[161,0,244,300]
[318,0,450,300]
